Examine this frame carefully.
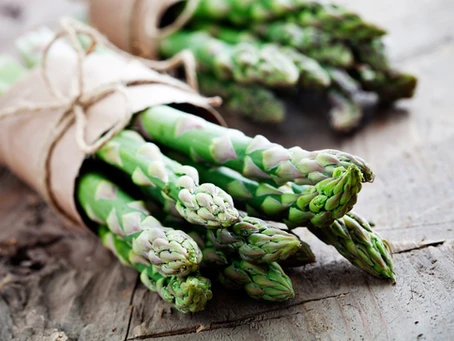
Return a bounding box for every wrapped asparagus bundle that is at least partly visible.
[90,0,417,132]
[1,20,396,315]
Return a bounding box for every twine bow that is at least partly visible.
[0,17,216,210]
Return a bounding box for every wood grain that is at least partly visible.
[1,0,454,340]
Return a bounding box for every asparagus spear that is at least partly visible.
[252,22,354,67]
[96,130,239,229]
[285,3,386,41]
[160,31,299,87]
[194,0,386,42]
[218,258,295,301]
[350,39,417,103]
[187,228,295,301]
[77,172,202,276]
[0,56,26,95]
[135,105,374,185]
[175,156,362,228]
[207,215,301,263]
[325,68,366,132]
[196,25,330,88]
[99,227,212,313]
[198,72,286,124]
[353,64,417,104]
[352,38,390,72]
[327,90,363,133]
[162,213,302,263]
[278,238,316,268]
[307,211,395,281]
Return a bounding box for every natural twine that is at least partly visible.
[0,17,219,213]
[128,0,200,58]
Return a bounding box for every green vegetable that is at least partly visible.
[135,105,374,186]
[99,226,212,313]
[160,31,299,87]
[77,172,202,276]
[96,130,239,228]
[198,72,286,123]
[307,211,395,281]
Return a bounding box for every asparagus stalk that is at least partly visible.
[0,56,26,95]
[278,238,316,268]
[77,172,202,276]
[175,156,362,228]
[160,31,299,87]
[194,0,386,42]
[325,68,366,132]
[198,72,286,124]
[99,227,212,313]
[218,258,295,301]
[187,228,295,301]
[350,39,417,103]
[285,3,386,41]
[327,90,363,133]
[206,215,301,263]
[307,211,395,281]
[162,213,302,263]
[96,130,239,228]
[196,25,330,88]
[352,38,390,72]
[135,105,374,185]
[353,64,417,104]
[193,0,310,24]
[252,22,354,67]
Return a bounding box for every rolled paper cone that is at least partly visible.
[90,0,184,59]
[0,47,223,231]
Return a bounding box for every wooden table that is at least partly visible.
[1,1,454,340]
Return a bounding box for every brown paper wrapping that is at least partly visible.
[0,51,222,230]
[90,0,184,59]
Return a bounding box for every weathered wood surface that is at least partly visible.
[1,0,454,340]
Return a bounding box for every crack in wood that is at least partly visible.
[124,275,141,341]
[394,240,446,254]
[127,292,349,339]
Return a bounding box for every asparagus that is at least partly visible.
[187,228,295,301]
[307,211,395,281]
[160,31,299,87]
[176,156,362,228]
[285,3,386,41]
[135,105,374,185]
[207,215,301,263]
[327,90,363,133]
[0,56,26,95]
[218,258,295,301]
[278,46,331,88]
[277,232,316,267]
[253,22,354,67]
[193,0,310,24]
[162,213,302,263]
[353,64,417,104]
[77,172,202,276]
[352,38,390,72]
[197,25,330,88]
[194,0,386,42]
[198,72,286,124]
[96,130,239,228]
[279,241,316,267]
[99,227,212,313]
[350,39,417,103]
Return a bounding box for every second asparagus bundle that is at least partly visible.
[92,0,418,131]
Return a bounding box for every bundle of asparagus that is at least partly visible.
[0,25,395,314]
[92,0,417,131]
